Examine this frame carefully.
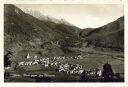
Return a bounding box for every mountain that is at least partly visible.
[4,4,124,78]
[79,16,124,51]
[4,4,124,62]
[23,9,73,26]
[4,4,81,60]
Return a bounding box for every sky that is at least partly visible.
[16,4,124,29]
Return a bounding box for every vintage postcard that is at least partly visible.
[1,0,128,87]
[4,4,124,82]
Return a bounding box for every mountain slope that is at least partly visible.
[23,9,73,26]
[4,4,81,59]
[79,16,124,51]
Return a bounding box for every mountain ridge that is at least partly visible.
[4,4,81,58]
[4,4,124,61]
[22,9,74,26]
[79,16,124,51]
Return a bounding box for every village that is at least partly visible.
[4,51,124,82]
[18,53,102,77]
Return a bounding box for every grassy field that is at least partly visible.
[59,47,124,75]
[5,46,124,82]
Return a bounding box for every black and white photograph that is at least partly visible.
[4,4,124,82]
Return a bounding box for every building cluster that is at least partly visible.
[5,51,124,82]
[18,53,83,66]
[18,53,102,76]
[52,63,84,75]
[83,68,102,78]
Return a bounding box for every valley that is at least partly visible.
[4,4,124,82]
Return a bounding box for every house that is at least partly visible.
[27,53,30,59]
[44,63,49,67]
[32,60,39,65]
[34,55,38,59]
[78,69,84,74]
[24,61,33,66]
[18,62,25,66]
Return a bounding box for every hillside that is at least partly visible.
[4,4,81,60]
[4,4,124,82]
[23,9,73,26]
[79,16,124,51]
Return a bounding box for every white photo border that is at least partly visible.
[1,0,128,87]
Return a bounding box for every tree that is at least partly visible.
[4,51,13,79]
[4,51,12,67]
[80,70,89,82]
[102,62,114,82]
